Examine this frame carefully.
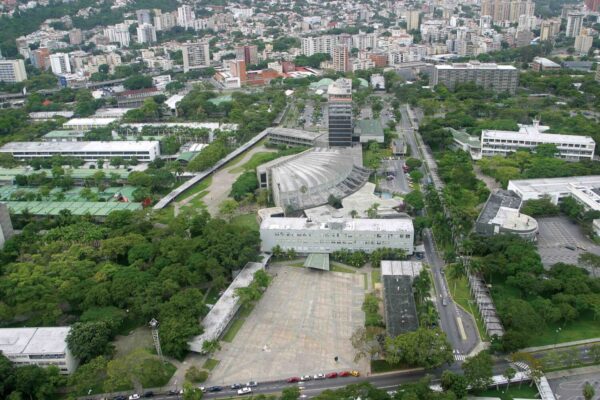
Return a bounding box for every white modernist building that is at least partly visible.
[260,217,414,255]
[508,175,600,212]
[0,327,77,374]
[0,141,160,162]
[481,120,595,161]
[49,53,71,75]
[0,59,27,83]
[63,118,118,131]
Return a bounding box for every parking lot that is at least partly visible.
[378,159,411,194]
[207,266,367,385]
[548,371,600,400]
[536,217,600,269]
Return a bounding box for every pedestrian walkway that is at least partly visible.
[522,338,600,353]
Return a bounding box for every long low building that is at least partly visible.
[63,118,118,131]
[381,261,422,337]
[481,121,595,161]
[0,327,77,374]
[266,127,326,147]
[508,175,600,212]
[0,141,160,162]
[260,217,414,254]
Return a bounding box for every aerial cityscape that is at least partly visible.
[0,0,600,399]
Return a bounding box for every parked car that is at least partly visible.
[208,386,223,392]
[301,375,312,381]
[238,387,252,395]
[113,396,127,400]
[351,370,360,377]
[230,384,243,390]
[128,395,140,400]
[246,381,258,387]
[339,371,351,377]
[143,392,154,398]
[198,386,206,392]
[325,372,338,379]
[287,377,301,383]
[313,373,325,380]
[167,390,179,396]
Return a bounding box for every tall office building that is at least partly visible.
[301,35,336,56]
[136,9,152,25]
[539,19,561,41]
[103,24,131,47]
[153,9,177,31]
[235,45,258,66]
[566,12,584,37]
[405,10,421,31]
[136,23,157,44]
[177,5,195,29]
[327,78,353,147]
[480,0,534,23]
[575,29,593,55]
[0,59,27,83]
[68,29,83,45]
[585,0,600,11]
[332,44,350,73]
[430,62,519,94]
[182,40,210,72]
[49,53,71,75]
[30,47,50,70]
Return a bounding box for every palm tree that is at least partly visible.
[503,367,516,390]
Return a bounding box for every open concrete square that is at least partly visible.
[207,265,367,385]
[536,216,600,270]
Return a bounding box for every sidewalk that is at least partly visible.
[522,338,600,353]
[545,364,600,379]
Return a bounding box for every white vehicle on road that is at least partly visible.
[238,387,252,395]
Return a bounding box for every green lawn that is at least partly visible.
[202,358,220,371]
[529,312,600,346]
[230,213,259,231]
[228,151,277,173]
[371,269,381,288]
[222,304,255,342]
[180,190,209,211]
[473,385,539,400]
[446,273,490,341]
[331,264,356,273]
[174,176,213,202]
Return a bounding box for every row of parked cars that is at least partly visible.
[196,381,258,396]
[286,370,360,383]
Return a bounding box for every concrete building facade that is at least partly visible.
[260,217,414,255]
[430,62,518,93]
[480,120,595,161]
[182,41,211,72]
[0,327,77,374]
[0,59,27,83]
[327,78,353,147]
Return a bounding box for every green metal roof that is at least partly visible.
[208,95,233,105]
[304,253,330,271]
[355,119,384,138]
[358,78,368,87]
[449,128,481,149]
[43,130,85,138]
[309,78,334,90]
[176,151,200,162]
[4,201,142,216]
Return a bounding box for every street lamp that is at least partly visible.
[554,327,562,348]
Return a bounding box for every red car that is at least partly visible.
[287,377,301,383]
[339,371,351,377]
[325,372,338,379]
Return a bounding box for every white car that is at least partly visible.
[300,375,312,381]
[129,395,140,400]
[313,373,325,380]
[238,387,252,395]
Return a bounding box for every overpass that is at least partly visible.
[153,127,271,209]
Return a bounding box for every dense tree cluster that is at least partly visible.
[471,235,600,351]
[0,208,260,359]
[0,355,64,400]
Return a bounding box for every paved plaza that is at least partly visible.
[536,217,600,270]
[207,265,367,385]
[548,372,600,400]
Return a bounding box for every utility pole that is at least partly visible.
[149,318,165,363]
